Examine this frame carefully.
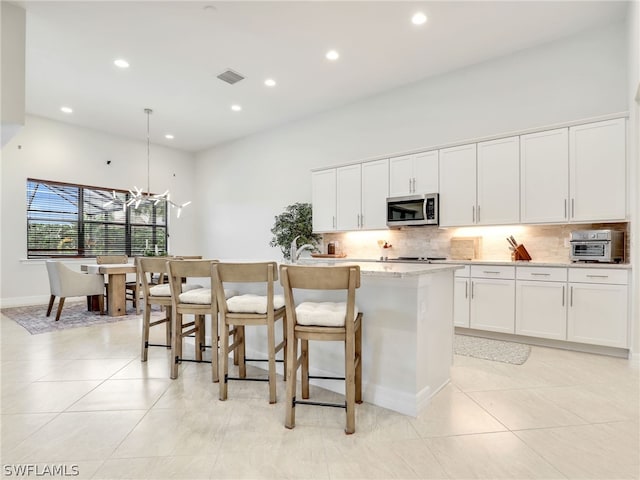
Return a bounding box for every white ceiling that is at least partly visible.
[17,1,629,152]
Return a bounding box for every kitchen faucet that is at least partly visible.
[290,236,315,262]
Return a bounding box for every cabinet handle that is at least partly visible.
[332,216,336,229]
[571,198,575,218]
[409,179,412,193]
[413,178,416,192]
[360,214,364,227]
[472,206,475,223]
[465,281,468,299]
[477,205,481,223]
[564,199,567,219]
[570,286,573,307]
[562,285,565,307]
[482,270,501,274]
[471,281,474,299]
[531,273,551,276]
[586,274,608,278]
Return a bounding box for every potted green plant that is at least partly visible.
[269,202,321,261]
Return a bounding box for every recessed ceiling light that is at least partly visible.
[411,12,427,25]
[264,78,276,87]
[113,58,130,69]
[325,50,340,61]
[165,134,174,140]
[231,104,242,112]
[60,106,73,114]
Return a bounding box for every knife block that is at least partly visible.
[513,244,532,261]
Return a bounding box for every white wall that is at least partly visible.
[195,22,628,263]
[0,115,198,306]
[1,2,26,146]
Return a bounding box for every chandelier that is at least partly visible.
[105,108,191,218]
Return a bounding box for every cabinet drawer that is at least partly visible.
[470,265,515,279]
[568,268,628,285]
[454,265,470,277]
[516,266,567,282]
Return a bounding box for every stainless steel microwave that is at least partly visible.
[386,193,439,227]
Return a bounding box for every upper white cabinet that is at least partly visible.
[389,151,438,197]
[336,164,361,231]
[439,144,477,226]
[569,118,626,222]
[314,159,389,233]
[520,128,569,223]
[476,136,520,225]
[312,169,336,232]
[361,159,389,229]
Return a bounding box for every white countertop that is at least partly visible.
[296,260,462,278]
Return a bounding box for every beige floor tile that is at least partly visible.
[3,410,146,462]
[425,431,565,479]
[515,421,640,479]
[0,359,73,384]
[93,456,215,479]
[66,378,171,411]
[36,357,131,381]
[468,388,588,430]
[1,380,101,414]
[0,413,57,452]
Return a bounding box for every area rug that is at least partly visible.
[454,334,531,365]
[1,302,162,335]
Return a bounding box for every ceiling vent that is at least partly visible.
[217,69,245,85]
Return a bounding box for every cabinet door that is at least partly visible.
[477,136,519,225]
[439,144,477,226]
[413,151,439,194]
[520,128,569,223]
[470,278,515,333]
[569,118,626,222]
[567,283,628,348]
[389,154,414,197]
[361,159,389,230]
[515,281,567,340]
[311,169,336,232]
[336,164,362,231]
[454,278,470,328]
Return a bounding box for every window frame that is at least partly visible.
[26,178,168,259]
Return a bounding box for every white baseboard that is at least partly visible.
[1,295,51,308]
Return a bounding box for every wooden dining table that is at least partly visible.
[81,263,137,316]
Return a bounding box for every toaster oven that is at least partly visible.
[569,229,624,263]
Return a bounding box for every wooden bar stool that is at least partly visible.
[212,262,287,404]
[279,264,363,434]
[138,257,202,362]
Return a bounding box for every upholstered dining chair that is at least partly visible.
[279,264,363,434]
[45,261,105,321]
[96,254,140,313]
[213,262,287,404]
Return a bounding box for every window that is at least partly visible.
[27,178,167,258]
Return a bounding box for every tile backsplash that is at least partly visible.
[321,222,629,263]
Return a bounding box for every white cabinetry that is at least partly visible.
[336,164,361,231]
[469,266,515,334]
[569,118,626,222]
[312,169,336,232]
[568,268,628,348]
[389,151,438,197]
[439,144,476,226]
[520,128,569,223]
[515,267,567,340]
[453,266,470,328]
[477,136,520,225]
[361,159,389,229]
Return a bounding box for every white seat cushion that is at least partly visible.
[295,302,359,327]
[149,283,202,297]
[226,294,285,314]
[179,288,238,305]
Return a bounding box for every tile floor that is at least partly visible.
[1,310,639,479]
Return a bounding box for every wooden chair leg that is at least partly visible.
[282,314,287,380]
[238,326,246,378]
[345,332,356,435]
[165,306,172,348]
[233,328,239,366]
[135,283,141,315]
[211,311,219,383]
[285,331,297,430]
[170,311,180,379]
[267,318,277,404]
[219,320,230,400]
[46,295,55,317]
[98,294,104,315]
[141,303,151,362]
[355,320,362,404]
[301,339,309,399]
[54,297,65,321]
[195,315,204,362]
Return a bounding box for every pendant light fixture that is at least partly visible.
[105,108,191,218]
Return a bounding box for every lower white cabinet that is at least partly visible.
[567,268,629,348]
[515,267,568,340]
[469,266,515,334]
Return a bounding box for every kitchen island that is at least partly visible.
[276,261,461,416]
